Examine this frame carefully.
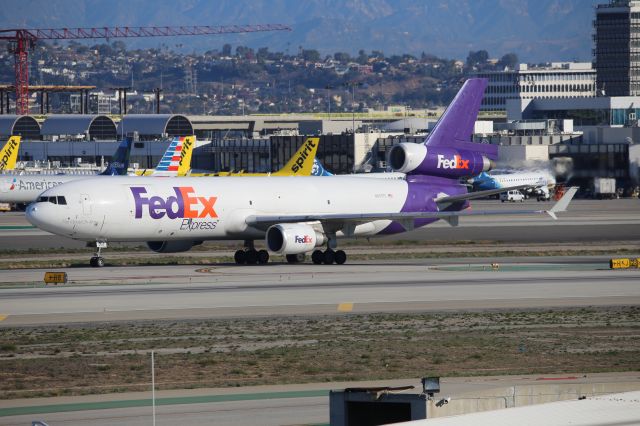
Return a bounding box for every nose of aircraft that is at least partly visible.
[25,202,54,232]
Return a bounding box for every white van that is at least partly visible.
[500,190,525,202]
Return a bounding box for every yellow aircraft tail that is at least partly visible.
[143,135,196,177]
[190,136,320,177]
[177,136,195,176]
[272,137,320,176]
[0,136,21,171]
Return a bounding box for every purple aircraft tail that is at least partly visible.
[388,78,497,178]
[426,79,487,144]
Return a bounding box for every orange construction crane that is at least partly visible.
[0,25,292,114]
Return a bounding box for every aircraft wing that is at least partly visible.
[245,187,578,230]
[436,184,532,204]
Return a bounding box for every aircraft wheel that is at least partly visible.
[257,249,270,264]
[312,250,324,265]
[90,256,104,267]
[245,249,258,265]
[286,253,305,264]
[234,250,246,265]
[334,250,347,265]
[323,249,335,265]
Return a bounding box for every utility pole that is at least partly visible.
[151,351,156,426]
[153,88,162,114]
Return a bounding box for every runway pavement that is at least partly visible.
[1,258,639,326]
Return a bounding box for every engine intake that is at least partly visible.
[389,143,493,178]
[147,240,202,253]
[266,224,325,255]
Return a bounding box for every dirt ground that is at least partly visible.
[1,306,639,399]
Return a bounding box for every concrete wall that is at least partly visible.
[630,144,640,184]
[427,381,640,418]
[498,145,549,166]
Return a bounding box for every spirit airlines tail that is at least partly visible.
[471,170,557,200]
[27,79,577,267]
[0,136,21,171]
[136,136,195,176]
[191,137,319,177]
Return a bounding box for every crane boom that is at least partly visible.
[0,24,292,114]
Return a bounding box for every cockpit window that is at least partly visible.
[37,196,66,205]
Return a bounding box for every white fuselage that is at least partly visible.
[27,176,412,242]
[493,171,556,191]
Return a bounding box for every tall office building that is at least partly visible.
[594,0,640,96]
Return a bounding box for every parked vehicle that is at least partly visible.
[500,190,525,202]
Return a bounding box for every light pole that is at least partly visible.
[344,81,361,133]
[325,85,333,120]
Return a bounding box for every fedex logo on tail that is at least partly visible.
[131,186,217,219]
[437,154,469,170]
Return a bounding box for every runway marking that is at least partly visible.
[0,314,7,322]
[338,302,354,312]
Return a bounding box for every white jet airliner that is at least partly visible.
[470,169,557,200]
[26,79,577,267]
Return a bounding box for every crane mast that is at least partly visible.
[0,24,292,114]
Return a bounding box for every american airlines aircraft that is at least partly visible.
[0,136,196,207]
[26,79,577,267]
[471,169,557,200]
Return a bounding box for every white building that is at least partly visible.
[477,63,596,112]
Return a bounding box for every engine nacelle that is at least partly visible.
[389,143,493,178]
[146,240,202,253]
[266,224,325,255]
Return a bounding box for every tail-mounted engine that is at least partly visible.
[389,143,494,178]
[266,224,325,255]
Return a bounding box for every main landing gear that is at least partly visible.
[234,240,270,265]
[311,248,347,265]
[311,235,347,265]
[89,241,108,267]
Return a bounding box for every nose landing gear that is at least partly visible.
[89,241,108,267]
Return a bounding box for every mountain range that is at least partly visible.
[2,0,602,62]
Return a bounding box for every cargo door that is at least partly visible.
[81,193,92,215]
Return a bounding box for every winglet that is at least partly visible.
[546,186,578,219]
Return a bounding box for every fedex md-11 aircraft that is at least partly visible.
[26,79,577,267]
